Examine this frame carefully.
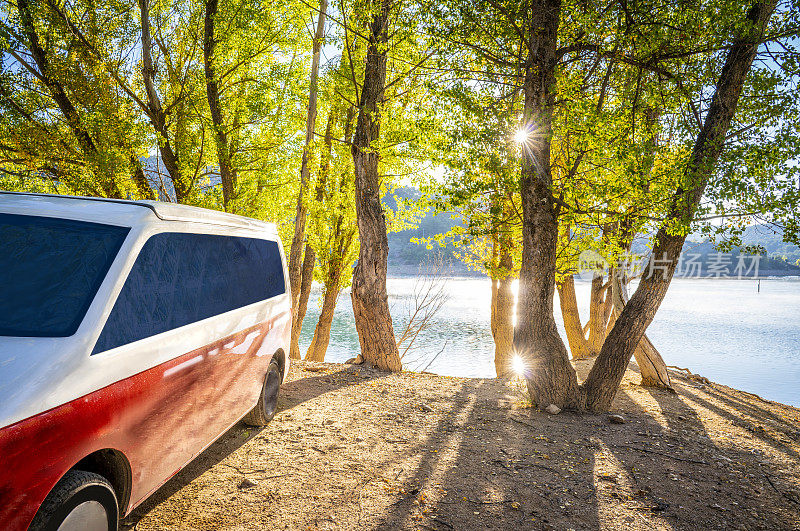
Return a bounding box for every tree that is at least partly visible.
[287,0,328,359]
[348,0,402,371]
[0,0,148,198]
[430,85,523,376]
[427,0,795,410]
[582,0,781,411]
[513,0,582,409]
[305,103,359,361]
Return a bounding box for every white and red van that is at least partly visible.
[0,192,292,531]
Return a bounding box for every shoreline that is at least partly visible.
[122,359,800,530]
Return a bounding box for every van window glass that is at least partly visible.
[0,214,129,337]
[93,232,284,353]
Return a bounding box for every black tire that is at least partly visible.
[30,470,118,531]
[243,359,282,426]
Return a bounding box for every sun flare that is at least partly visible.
[511,354,526,375]
[513,128,529,144]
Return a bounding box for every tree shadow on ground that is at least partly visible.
[121,363,380,529]
[370,377,603,530]
[369,361,800,530]
[679,384,800,460]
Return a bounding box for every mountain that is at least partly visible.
[384,187,800,277]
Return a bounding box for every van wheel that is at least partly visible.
[244,359,282,426]
[30,470,118,531]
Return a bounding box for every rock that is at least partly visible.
[545,404,561,415]
[650,500,669,512]
[417,402,434,413]
[238,478,257,490]
[608,414,626,424]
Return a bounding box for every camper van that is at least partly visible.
[0,192,291,531]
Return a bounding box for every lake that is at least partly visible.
[298,276,800,407]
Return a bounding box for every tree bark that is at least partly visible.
[492,274,515,376]
[490,211,515,376]
[139,0,188,202]
[557,275,591,360]
[306,216,356,362]
[288,0,328,338]
[582,0,776,411]
[587,273,610,355]
[130,155,156,199]
[307,146,356,361]
[610,275,672,388]
[203,0,237,211]
[287,245,314,359]
[350,0,401,372]
[306,284,341,362]
[515,0,580,409]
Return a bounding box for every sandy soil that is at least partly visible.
[122,359,800,530]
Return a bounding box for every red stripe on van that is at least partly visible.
[0,313,290,531]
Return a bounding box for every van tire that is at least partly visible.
[30,470,118,531]
[243,359,282,426]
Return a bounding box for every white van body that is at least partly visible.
[0,192,291,531]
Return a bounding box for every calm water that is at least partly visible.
[298,277,800,407]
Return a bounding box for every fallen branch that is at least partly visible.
[666,365,711,384]
[508,416,537,429]
[765,474,800,507]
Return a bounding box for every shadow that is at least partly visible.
[608,369,800,530]
[276,363,387,413]
[371,377,602,530]
[397,356,799,530]
[676,382,800,461]
[121,362,382,529]
[121,421,264,529]
[122,359,800,530]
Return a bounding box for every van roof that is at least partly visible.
[0,191,278,233]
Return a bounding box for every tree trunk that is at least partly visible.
[557,275,591,360]
[130,155,155,200]
[350,0,401,372]
[610,275,672,388]
[582,0,776,411]
[287,0,328,336]
[306,216,355,362]
[515,0,580,409]
[492,274,515,376]
[490,214,515,376]
[139,0,187,202]
[290,109,337,359]
[290,245,316,359]
[587,273,609,355]
[306,285,341,362]
[203,0,237,211]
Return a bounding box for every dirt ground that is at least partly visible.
[122,359,800,530]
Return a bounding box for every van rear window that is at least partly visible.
[93,232,285,353]
[0,214,129,337]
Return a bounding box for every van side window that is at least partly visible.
[93,232,284,354]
